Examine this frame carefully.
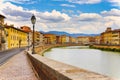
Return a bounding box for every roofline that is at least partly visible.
[0,14,6,18]
[5,25,28,33]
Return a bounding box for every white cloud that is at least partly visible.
[73,13,102,22]
[38,10,70,23]
[104,16,120,29]
[0,1,120,34]
[62,9,75,14]
[0,0,4,3]
[107,0,120,7]
[0,2,71,32]
[67,0,101,4]
[4,0,38,4]
[60,4,76,7]
[101,8,120,29]
[101,9,120,16]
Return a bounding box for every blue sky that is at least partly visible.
[0,0,120,34]
[10,0,117,14]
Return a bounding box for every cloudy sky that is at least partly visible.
[0,0,120,34]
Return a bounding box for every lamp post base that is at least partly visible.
[32,49,36,54]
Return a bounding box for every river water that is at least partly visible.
[44,46,120,79]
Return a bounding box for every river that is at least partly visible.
[44,46,120,79]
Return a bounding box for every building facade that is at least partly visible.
[5,25,28,49]
[44,34,56,44]
[100,27,120,45]
[77,36,89,45]
[34,31,41,45]
[20,26,32,47]
[94,36,101,44]
[111,29,120,45]
[0,14,7,50]
[56,36,62,44]
[39,32,44,45]
[61,35,67,44]
[69,37,77,44]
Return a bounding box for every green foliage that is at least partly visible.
[89,45,120,52]
[45,48,52,52]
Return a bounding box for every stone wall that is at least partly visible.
[27,45,114,80]
[91,45,120,52]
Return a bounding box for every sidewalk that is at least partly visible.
[0,50,38,80]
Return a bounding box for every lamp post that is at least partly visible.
[19,39,21,48]
[31,14,36,54]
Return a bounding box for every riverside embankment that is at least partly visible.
[27,44,114,80]
[90,45,120,52]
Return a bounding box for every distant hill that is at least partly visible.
[40,31,99,37]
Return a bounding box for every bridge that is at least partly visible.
[0,44,114,80]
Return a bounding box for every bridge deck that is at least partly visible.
[0,50,38,80]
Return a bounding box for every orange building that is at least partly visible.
[89,36,95,44]
[56,36,62,44]
[20,26,31,32]
[20,26,32,46]
[44,34,56,44]
[100,32,104,44]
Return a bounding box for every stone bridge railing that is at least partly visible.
[27,44,114,80]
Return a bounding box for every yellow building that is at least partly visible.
[94,36,101,44]
[61,35,67,44]
[104,27,112,44]
[101,27,112,45]
[20,26,32,46]
[5,25,28,49]
[100,27,120,45]
[77,36,89,45]
[44,34,56,44]
[69,37,77,44]
[111,29,120,45]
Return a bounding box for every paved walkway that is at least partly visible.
[0,51,38,80]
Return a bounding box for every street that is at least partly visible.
[0,47,26,65]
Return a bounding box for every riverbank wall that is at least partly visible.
[90,45,120,52]
[27,44,114,80]
[34,44,81,55]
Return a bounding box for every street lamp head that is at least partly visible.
[31,14,36,24]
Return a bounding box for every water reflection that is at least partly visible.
[44,46,120,79]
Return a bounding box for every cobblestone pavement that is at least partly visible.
[0,51,38,80]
